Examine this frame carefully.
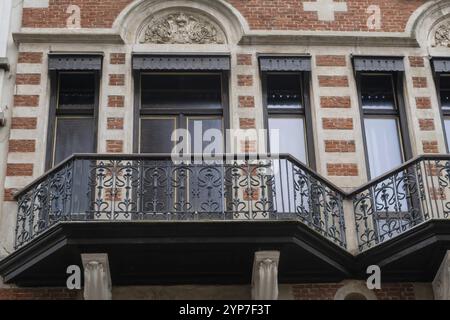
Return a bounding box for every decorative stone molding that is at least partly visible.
[139,12,226,44]
[433,20,450,47]
[251,251,280,300]
[334,281,377,300]
[81,253,112,300]
[433,251,450,300]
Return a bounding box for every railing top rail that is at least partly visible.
[13,153,450,200]
[346,154,450,197]
[14,153,346,199]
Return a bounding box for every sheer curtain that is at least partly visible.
[364,118,403,178]
[269,118,307,163]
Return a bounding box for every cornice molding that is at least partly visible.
[0,57,9,71]
[12,28,124,44]
[240,33,419,48]
[13,28,420,47]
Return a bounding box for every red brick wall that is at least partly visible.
[292,283,416,300]
[0,288,81,300]
[21,1,425,32]
[23,1,132,28]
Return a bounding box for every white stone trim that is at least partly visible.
[23,0,49,8]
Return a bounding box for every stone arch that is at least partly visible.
[113,0,247,45]
[334,281,378,300]
[408,0,450,52]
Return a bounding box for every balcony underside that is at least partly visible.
[0,221,354,287]
[2,221,450,287]
[355,220,450,282]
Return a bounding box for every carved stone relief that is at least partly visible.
[139,12,226,44]
[432,20,450,47]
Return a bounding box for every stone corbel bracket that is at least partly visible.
[251,251,280,301]
[81,253,112,300]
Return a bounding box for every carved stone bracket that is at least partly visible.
[433,251,450,300]
[139,12,226,44]
[251,251,280,300]
[82,253,112,300]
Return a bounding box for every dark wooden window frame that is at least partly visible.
[45,70,100,170]
[431,69,450,153]
[355,71,413,180]
[133,70,230,154]
[261,71,316,170]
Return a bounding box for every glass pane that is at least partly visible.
[266,74,302,109]
[269,117,307,164]
[54,118,95,165]
[188,118,223,154]
[140,118,176,153]
[361,74,396,110]
[440,75,450,111]
[141,74,222,109]
[364,118,403,178]
[445,119,450,152]
[58,73,95,108]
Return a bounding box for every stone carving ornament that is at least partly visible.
[140,12,225,44]
[433,21,450,47]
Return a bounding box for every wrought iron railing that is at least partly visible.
[14,154,347,249]
[351,155,450,252]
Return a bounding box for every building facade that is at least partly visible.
[0,0,450,300]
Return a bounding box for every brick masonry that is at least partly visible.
[327,163,359,176]
[418,119,435,131]
[4,188,18,202]
[409,56,425,68]
[14,95,39,107]
[110,53,126,65]
[316,55,346,67]
[423,141,439,154]
[322,118,354,130]
[241,140,257,153]
[412,77,428,88]
[17,52,43,64]
[11,117,37,129]
[109,74,125,86]
[325,140,356,153]
[0,289,81,300]
[107,117,124,130]
[320,96,351,108]
[292,283,416,300]
[21,1,424,32]
[106,140,124,153]
[15,74,41,85]
[238,96,255,108]
[8,140,36,153]
[6,164,34,177]
[239,118,256,129]
[416,97,432,109]
[237,54,252,66]
[237,75,253,86]
[108,95,125,108]
[318,76,349,87]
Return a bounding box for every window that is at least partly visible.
[357,73,411,179]
[136,72,227,154]
[46,71,99,168]
[435,73,450,152]
[262,72,315,169]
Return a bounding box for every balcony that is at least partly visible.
[14,154,346,249]
[1,154,450,286]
